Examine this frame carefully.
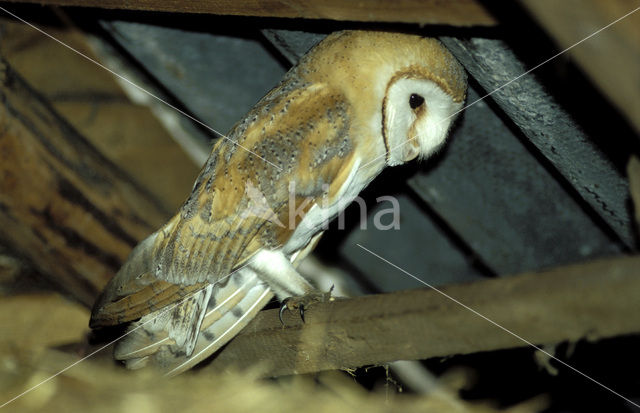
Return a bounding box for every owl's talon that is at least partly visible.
[279,300,289,325]
[279,287,335,325]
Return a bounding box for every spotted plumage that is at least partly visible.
[90,30,467,375]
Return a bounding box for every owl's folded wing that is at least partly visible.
[89,227,209,328]
[90,81,356,329]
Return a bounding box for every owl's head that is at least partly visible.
[307,31,467,167]
[382,59,466,166]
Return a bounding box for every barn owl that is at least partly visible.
[90,30,467,376]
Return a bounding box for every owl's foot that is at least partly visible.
[279,285,334,325]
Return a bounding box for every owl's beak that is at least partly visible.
[402,138,421,162]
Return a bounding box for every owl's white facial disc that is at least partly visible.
[383,78,463,166]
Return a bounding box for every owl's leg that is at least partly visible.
[249,248,315,298]
[249,248,331,324]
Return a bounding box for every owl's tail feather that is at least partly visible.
[113,268,273,376]
[162,277,273,376]
[113,283,213,364]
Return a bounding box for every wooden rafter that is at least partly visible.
[1,0,496,26]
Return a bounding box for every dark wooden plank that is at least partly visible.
[519,0,640,133]
[0,58,169,306]
[628,156,640,232]
[440,36,634,249]
[211,255,640,377]
[2,0,496,25]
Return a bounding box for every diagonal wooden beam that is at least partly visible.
[518,0,640,133]
[1,0,496,26]
[0,57,169,306]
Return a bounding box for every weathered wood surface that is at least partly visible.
[211,255,640,377]
[0,19,199,211]
[0,58,169,306]
[519,0,640,132]
[2,0,496,25]
[440,36,634,249]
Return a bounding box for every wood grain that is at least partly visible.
[2,0,496,26]
[0,19,200,211]
[519,0,640,132]
[0,58,169,305]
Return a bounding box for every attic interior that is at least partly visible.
[0,1,639,412]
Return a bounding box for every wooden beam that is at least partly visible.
[2,0,497,26]
[518,0,640,132]
[440,36,634,248]
[0,18,200,212]
[210,255,640,377]
[0,58,169,306]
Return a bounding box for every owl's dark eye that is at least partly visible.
[409,93,425,110]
